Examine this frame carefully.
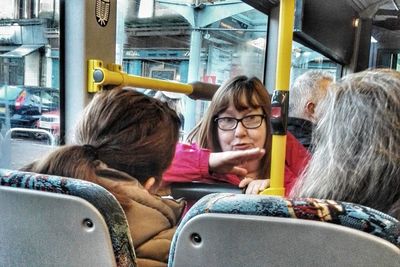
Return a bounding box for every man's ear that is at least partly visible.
[305,101,315,116]
[143,177,158,193]
[304,101,317,122]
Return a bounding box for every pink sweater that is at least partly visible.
[162,132,310,196]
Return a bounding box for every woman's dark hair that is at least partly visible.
[22,88,181,185]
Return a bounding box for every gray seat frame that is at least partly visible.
[0,169,136,267]
[0,186,116,267]
[172,213,400,267]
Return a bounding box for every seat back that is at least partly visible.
[0,169,136,267]
[169,193,400,267]
[0,128,57,169]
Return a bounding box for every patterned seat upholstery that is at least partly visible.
[0,169,136,267]
[169,193,400,267]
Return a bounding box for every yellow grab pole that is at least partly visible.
[88,59,219,100]
[260,0,295,196]
[88,59,193,95]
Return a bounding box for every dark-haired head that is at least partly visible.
[23,88,181,186]
[75,88,181,183]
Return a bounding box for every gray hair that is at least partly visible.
[154,91,183,116]
[290,69,400,219]
[289,70,334,120]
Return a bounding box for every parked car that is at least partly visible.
[0,85,59,131]
[38,109,60,142]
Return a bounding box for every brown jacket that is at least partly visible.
[95,164,186,267]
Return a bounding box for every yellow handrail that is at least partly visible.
[87,59,218,100]
[260,0,295,196]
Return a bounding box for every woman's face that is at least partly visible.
[216,96,267,177]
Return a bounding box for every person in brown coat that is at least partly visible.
[22,88,185,266]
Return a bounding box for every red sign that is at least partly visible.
[202,75,216,84]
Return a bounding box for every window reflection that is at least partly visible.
[291,41,339,83]
[397,53,400,70]
[0,0,59,169]
[122,0,268,133]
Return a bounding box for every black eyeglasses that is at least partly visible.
[214,114,265,131]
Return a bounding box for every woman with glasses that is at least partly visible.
[162,75,310,195]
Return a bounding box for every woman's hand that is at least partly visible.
[239,178,270,194]
[208,148,265,177]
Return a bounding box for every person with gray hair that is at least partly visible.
[288,70,334,150]
[290,68,400,220]
[154,90,185,138]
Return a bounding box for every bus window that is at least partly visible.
[397,53,400,70]
[120,0,268,134]
[291,41,340,83]
[0,0,60,169]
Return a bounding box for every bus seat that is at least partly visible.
[169,193,400,267]
[170,182,242,200]
[0,169,136,267]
